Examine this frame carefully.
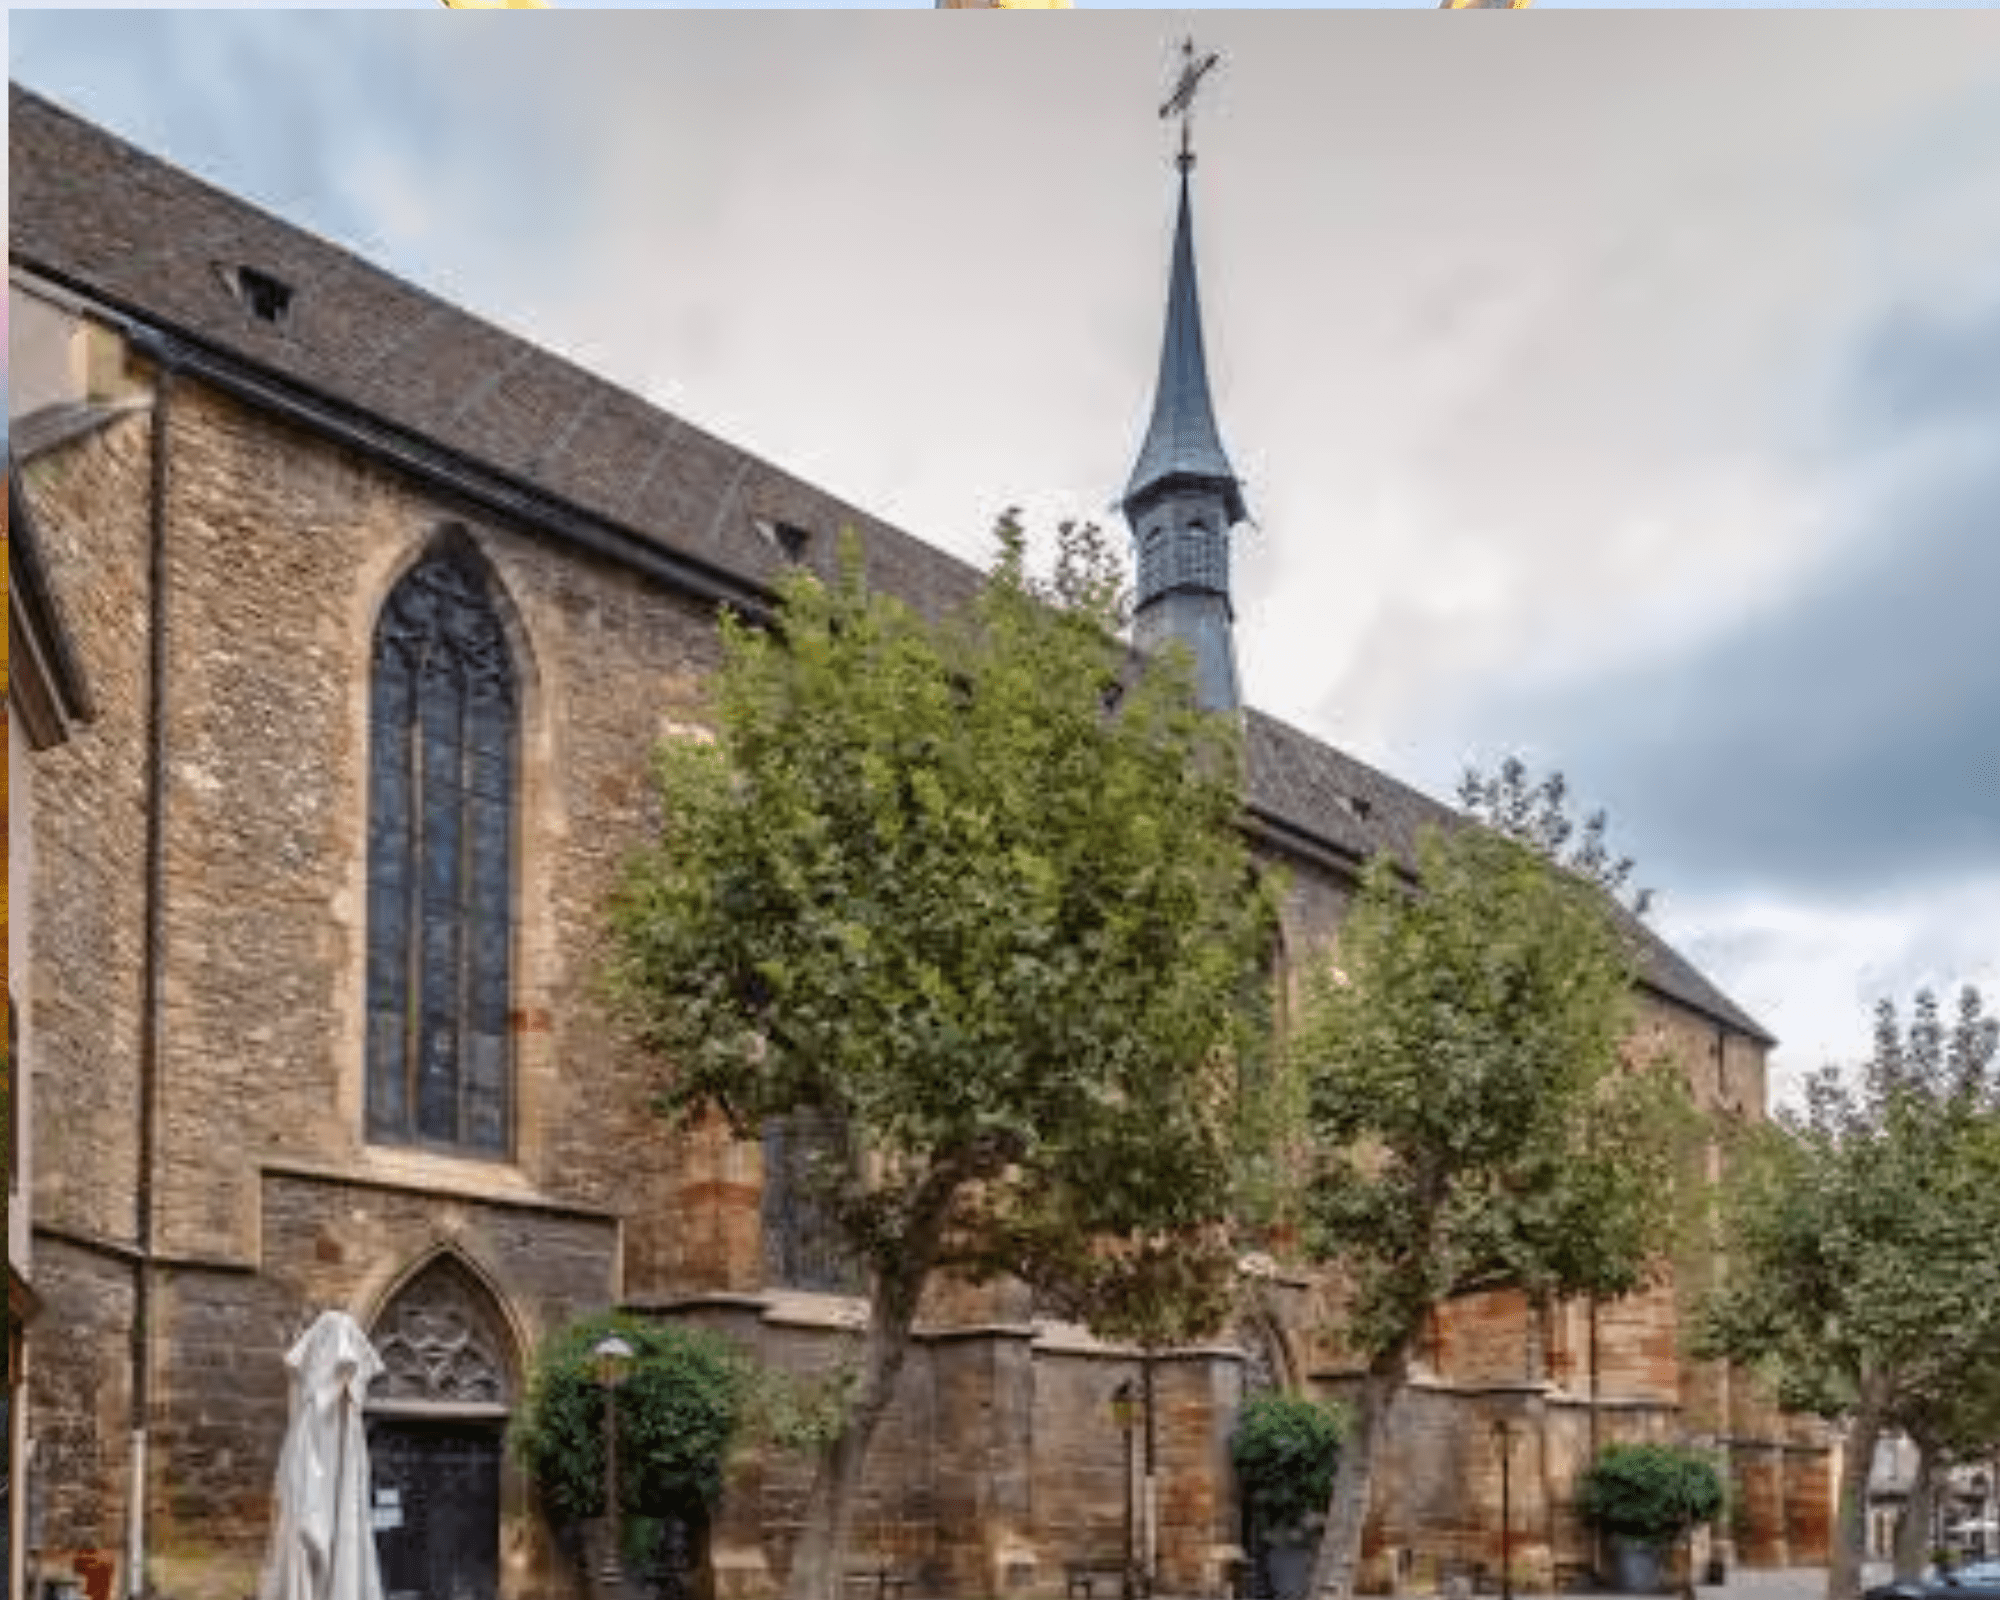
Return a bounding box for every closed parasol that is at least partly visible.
[258,1311,388,1600]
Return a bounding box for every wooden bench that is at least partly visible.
[843,1566,916,1600]
[1064,1561,1133,1600]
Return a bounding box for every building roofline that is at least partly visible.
[8,80,1776,1053]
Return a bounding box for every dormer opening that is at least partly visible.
[755,518,812,564]
[222,264,294,326]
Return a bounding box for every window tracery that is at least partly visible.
[369,1255,512,1407]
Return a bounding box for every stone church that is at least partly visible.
[8,80,1833,1600]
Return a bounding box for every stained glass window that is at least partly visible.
[366,541,515,1156]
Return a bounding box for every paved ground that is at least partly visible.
[1424,1566,1889,1600]
[1562,1568,1877,1600]
[1136,1566,1890,1600]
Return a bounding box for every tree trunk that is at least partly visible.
[783,1286,918,1600]
[1829,1384,1889,1600]
[1306,1337,1412,1600]
[783,1162,968,1600]
[1894,1438,1937,1582]
[1888,1448,1936,1584]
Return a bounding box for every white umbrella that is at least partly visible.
[258,1311,388,1600]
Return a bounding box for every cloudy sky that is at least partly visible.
[9,9,1999,1103]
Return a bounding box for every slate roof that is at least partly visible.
[7,83,1774,1048]
[7,85,983,628]
[1246,709,1775,1043]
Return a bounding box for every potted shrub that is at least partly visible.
[1230,1393,1347,1600]
[511,1312,747,1600]
[1576,1444,1724,1595]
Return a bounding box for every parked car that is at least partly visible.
[1865,1565,2000,1600]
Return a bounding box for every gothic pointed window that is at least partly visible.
[366,539,516,1156]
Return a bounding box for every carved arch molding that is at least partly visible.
[369,1255,514,1408]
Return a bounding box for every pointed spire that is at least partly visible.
[1122,164,1247,529]
[1123,39,1248,715]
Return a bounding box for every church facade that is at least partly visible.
[8,83,1832,1600]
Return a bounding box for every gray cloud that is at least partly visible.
[10,12,593,336]
[1437,293,2000,902]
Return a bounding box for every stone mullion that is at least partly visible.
[402,652,427,1144]
[454,655,473,1151]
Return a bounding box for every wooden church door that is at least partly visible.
[365,1255,516,1600]
[368,1419,504,1600]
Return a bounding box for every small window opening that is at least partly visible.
[756,518,812,563]
[229,265,294,326]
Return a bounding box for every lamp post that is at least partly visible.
[1493,1418,1515,1600]
[1112,1379,1140,1600]
[593,1335,637,1600]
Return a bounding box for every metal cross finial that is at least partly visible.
[1159,37,1221,173]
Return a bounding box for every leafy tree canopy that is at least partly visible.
[611,516,1279,1320]
[1300,822,1693,1356]
[1459,757,1653,918]
[1700,987,2000,1420]
[607,515,1282,1599]
[1697,986,2000,1600]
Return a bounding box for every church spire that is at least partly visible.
[1122,166,1247,530]
[1123,39,1248,715]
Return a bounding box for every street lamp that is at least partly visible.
[593,1335,637,1600]
[1493,1418,1515,1600]
[1112,1379,1140,1600]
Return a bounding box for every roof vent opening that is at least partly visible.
[1339,792,1373,822]
[225,265,294,326]
[755,517,812,564]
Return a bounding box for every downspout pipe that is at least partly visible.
[129,325,177,1600]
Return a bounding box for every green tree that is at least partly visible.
[510,1312,744,1527]
[1575,1442,1724,1548]
[1294,788,1694,1600]
[1458,757,1654,917]
[608,516,1279,1600]
[1699,986,2000,1600]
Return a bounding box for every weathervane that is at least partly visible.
[1159,37,1221,173]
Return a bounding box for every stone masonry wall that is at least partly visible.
[20,409,155,1251]
[141,1173,618,1600]
[20,360,728,1591]
[27,1240,135,1594]
[143,377,727,1271]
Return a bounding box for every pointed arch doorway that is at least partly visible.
[365,1253,517,1600]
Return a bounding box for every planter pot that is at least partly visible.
[1264,1539,1315,1600]
[582,1518,634,1600]
[1610,1539,1667,1595]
